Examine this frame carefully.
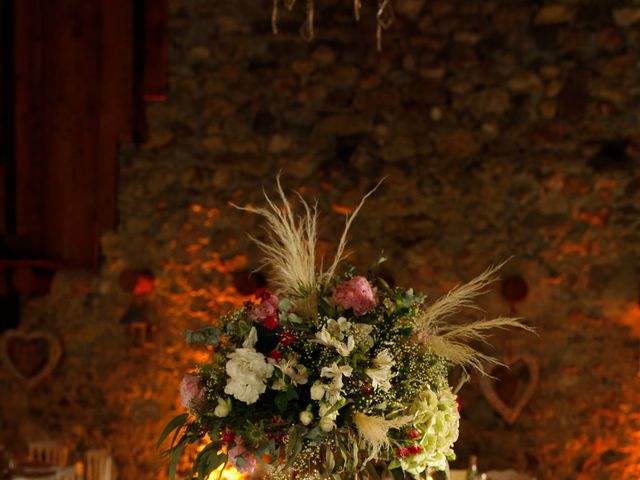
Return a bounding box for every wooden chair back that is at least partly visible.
[27,441,69,467]
[86,449,114,480]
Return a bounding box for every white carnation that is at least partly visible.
[224,328,274,404]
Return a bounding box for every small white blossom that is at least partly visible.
[319,417,336,432]
[310,381,326,400]
[299,410,313,425]
[318,401,340,432]
[214,397,232,417]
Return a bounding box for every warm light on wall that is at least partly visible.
[207,465,246,480]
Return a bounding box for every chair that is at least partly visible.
[54,466,76,480]
[27,441,69,467]
[85,449,114,480]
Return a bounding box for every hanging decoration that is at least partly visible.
[271,0,396,50]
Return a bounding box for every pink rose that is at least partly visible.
[248,290,279,320]
[228,442,258,474]
[332,276,378,316]
[180,374,204,410]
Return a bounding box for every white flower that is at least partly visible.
[327,317,351,337]
[400,388,460,474]
[271,376,286,391]
[321,363,353,404]
[315,329,333,345]
[314,328,355,357]
[270,354,309,386]
[319,417,336,432]
[353,323,375,348]
[321,363,353,384]
[318,402,339,420]
[224,328,274,404]
[299,410,313,425]
[365,349,395,392]
[334,336,355,356]
[214,397,232,417]
[317,401,340,432]
[310,381,326,400]
[243,326,258,348]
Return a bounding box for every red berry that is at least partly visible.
[408,445,422,454]
[263,315,279,330]
[361,386,374,394]
[268,349,282,361]
[279,332,296,346]
[222,430,235,443]
[406,430,420,439]
[396,448,409,457]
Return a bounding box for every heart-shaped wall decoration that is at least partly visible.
[478,352,539,425]
[0,330,62,389]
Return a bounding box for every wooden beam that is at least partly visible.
[143,0,169,101]
[97,0,135,233]
[0,0,14,237]
[14,0,45,240]
[41,0,101,267]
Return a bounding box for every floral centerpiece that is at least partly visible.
[158,180,530,479]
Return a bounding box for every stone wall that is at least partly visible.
[2,0,640,478]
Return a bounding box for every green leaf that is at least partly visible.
[168,437,187,480]
[376,276,392,294]
[208,453,226,477]
[322,447,335,475]
[275,392,288,412]
[278,298,291,312]
[185,327,221,346]
[157,413,189,449]
[304,426,325,441]
[216,460,228,480]
[284,427,303,468]
[400,327,413,337]
[351,440,359,470]
[368,251,387,271]
[366,462,380,480]
[317,296,335,317]
[323,399,352,417]
[191,442,217,479]
[286,384,299,400]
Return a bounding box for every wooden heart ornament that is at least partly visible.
[478,353,539,425]
[0,330,62,389]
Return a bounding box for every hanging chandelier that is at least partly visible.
[270,0,395,50]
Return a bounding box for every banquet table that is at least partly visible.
[8,463,74,480]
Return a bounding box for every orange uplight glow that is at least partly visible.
[207,465,246,480]
[194,443,247,480]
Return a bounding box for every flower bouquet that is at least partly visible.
[158,180,530,479]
